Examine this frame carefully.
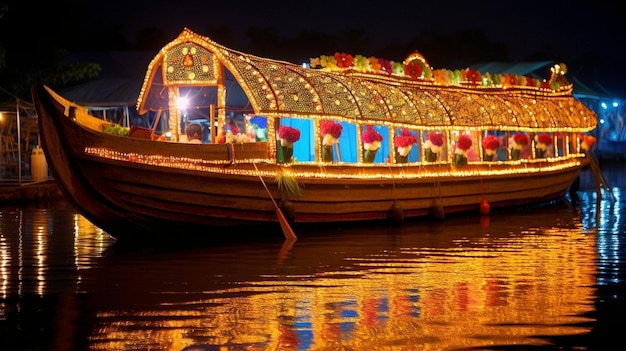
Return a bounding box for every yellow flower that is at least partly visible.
[353,55,370,72]
[320,55,338,70]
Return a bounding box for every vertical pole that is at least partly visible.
[210,104,215,143]
[16,98,21,184]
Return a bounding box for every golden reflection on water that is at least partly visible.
[0,201,601,350]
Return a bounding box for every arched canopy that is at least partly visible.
[137,28,597,133]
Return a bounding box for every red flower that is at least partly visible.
[536,133,552,145]
[361,125,383,143]
[456,134,473,151]
[482,134,500,150]
[428,132,444,147]
[278,126,301,143]
[334,52,354,68]
[465,69,481,85]
[378,58,392,75]
[513,132,529,145]
[394,128,417,148]
[320,120,343,138]
[404,62,423,79]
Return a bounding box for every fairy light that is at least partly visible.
[102,29,600,183]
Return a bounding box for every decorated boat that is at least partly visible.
[32,28,597,242]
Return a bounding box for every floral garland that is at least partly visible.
[482,134,500,161]
[309,51,569,92]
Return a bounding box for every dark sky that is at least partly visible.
[85,0,622,61]
[80,0,625,96]
[4,0,625,98]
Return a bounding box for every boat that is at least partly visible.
[32,28,598,242]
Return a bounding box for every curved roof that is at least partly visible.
[137,28,596,132]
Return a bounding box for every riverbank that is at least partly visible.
[0,179,64,204]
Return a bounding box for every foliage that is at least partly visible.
[276,172,301,199]
[103,124,130,136]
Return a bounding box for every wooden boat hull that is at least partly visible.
[33,85,587,242]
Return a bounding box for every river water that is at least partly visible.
[0,163,624,350]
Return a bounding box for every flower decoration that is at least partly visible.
[482,134,500,150]
[511,132,529,160]
[394,128,417,148]
[394,129,417,162]
[378,58,392,74]
[361,125,383,150]
[278,126,301,143]
[320,120,342,162]
[404,62,423,79]
[334,52,354,68]
[534,133,553,158]
[369,57,381,73]
[320,55,338,69]
[278,126,300,162]
[454,133,473,166]
[502,74,519,87]
[482,134,500,161]
[465,69,482,85]
[320,120,342,139]
[361,125,383,162]
[309,57,321,68]
[308,51,571,92]
[353,55,370,72]
[392,61,404,75]
[428,132,444,147]
[513,132,529,146]
[536,133,553,146]
[456,134,472,151]
[424,131,444,162]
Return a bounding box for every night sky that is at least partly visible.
[3,0,625,98]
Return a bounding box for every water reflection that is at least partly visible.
[0,165,624,350]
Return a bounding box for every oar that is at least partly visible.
[253,163,297,241]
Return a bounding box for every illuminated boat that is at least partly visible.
[32,28,597,242]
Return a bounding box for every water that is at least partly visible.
[0,164,624,350]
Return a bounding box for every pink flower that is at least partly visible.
[482,134,500,150]
[456,134,472,151]
[320,120,342,138]
[361,125,383,143]
[428,132,444,147]
[278,126,301,143]
[394,128,417,148]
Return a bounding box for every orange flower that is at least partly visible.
[368,57,381,73]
